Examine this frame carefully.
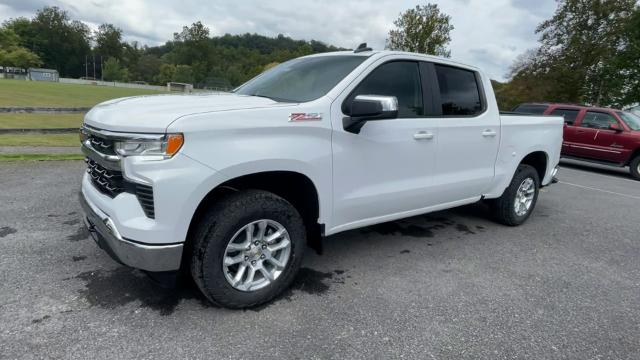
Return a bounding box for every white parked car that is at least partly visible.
[79,47,563,308]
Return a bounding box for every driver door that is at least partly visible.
[330,60,439,232]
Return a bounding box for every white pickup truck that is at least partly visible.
[79,48,562,308]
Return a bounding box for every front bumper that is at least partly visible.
[79,192,183,272]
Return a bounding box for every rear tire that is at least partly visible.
[490,164,540,226]
[190,190,306,309]
[630,156,640,180]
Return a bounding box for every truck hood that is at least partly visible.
[84,93,289,133]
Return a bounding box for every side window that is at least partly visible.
[345,61,424,118]
[550,108,580,125]
[434,64,483,116]
[513,104,548,115]
[580,112,618,129]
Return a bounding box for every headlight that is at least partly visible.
[114,134,184,159]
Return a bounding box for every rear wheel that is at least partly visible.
[190,190,305,309]
[630,156,640,180]
[490,164,540,226]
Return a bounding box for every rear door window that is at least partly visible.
[550,108,580,125]
[513,104,548,115]
[434,65,483,116]
[580,112,618,129]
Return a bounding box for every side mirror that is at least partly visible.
[609,123,623,132]
[343,95,398,134]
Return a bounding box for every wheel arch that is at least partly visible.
[519,150,548,182]
[182,170,324,269]
[627,147,640,166]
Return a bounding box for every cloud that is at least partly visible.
[0,0,557,80]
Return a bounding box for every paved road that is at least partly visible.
[1,161,639,359]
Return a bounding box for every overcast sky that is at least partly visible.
[0,0,557,81]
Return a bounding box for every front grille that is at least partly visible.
[135,184,155,218]
[89,134,116,155]
[86,158,124,197]
[85,157,156,219]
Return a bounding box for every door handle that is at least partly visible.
[482,129,497,137]
[413,131,434,140]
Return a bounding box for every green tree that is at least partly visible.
[173,64,193,83]
[508,0,638,107]
[0,47,42,68]
[386,3,454,57]
[0,27,20,48]
[8,7,91,77]
[155,63,176,85]
[173,21,209,42]
[0,27,42,68]
[102,57,126,81]
[131,54,162,83]
[94,23,124,61]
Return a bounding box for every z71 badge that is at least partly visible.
[289,113,323,122]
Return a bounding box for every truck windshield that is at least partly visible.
[234,55,367,103]
[618,112,640,130]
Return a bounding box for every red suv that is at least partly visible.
[514,103,640,180]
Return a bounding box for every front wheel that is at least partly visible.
[630,156,640,180]
[190,190,306,309]
[489,164,540,226]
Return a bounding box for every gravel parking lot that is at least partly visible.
[1,160,639,359]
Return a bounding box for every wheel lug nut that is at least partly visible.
[244,256,249,261]
[251,260,257,266]
[260,254,266,259]
[254,241,259,246]
[261,244,267,249]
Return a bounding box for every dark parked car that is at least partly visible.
[514,103,640,179]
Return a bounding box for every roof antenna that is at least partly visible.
[354,43,372,53]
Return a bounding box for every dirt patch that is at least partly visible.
[63,219,80,226]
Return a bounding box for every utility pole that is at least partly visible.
[100,55,103,81]
[85,55,88,79]
[93,54,96,80]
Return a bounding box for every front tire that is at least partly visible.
[490,164,540,226]
[190,190,306,309]
[630,156,640,180]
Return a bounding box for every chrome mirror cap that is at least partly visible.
[354,95,398,112]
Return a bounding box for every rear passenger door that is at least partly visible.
[429,64,500,204]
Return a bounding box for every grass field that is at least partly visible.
[0,113,83,129]
[0,79,162,107]
[0,133,78,146]
[0,154,84,161]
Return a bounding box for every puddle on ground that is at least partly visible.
[74,266,348,315]
[359,214,480,239]
[0,226,17,238]
[250,267,347,311]
[72,256,86,262]
[75,268,211,316]
[455,224,476,235]
[67,226,89,242]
